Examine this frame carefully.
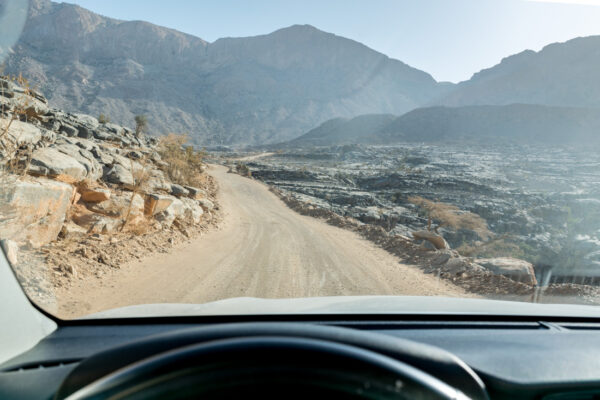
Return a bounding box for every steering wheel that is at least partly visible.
[57,323,486,399]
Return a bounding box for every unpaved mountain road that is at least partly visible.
[57,165,472,318]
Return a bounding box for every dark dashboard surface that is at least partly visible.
[2,318,600,399]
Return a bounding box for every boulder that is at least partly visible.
[155,198,185,227]
[144,194,174,216]
[103,164,134,187]
[54,143,103,180]
[198,198,215,212]
[475,257,538,286]
[87,192,144,221]
[73,212,122,234]
[170,184,189,197]
[59,221,88,239]
[0,177,74,247]
[77,125,94,139]
[0,239,19,265]
[181,198,204,224]
[29,147,88,183]
[91,146,115,165]
[412,230,449,250]
[80,188,111,203]
[59,124,78,137]
[103,123,124,136]
[185,186,208,199]
[0,118,43,146]
[72,114,99,129]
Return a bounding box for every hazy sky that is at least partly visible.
[62,0,600,82]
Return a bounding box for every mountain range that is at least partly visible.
[289,105,600,146]
[4,0,600,146]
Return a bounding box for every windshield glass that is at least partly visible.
[2,0,600,319]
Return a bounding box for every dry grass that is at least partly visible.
[1,74,39,176]
[408,196,491,240]
[157,133,206,187]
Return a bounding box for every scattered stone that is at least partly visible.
[170,184,189,197]
[80,188,111,203]
[185,186,207,199]
[144,194,174,216]
[198,198,215,212]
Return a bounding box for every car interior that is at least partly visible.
[2,256,600,400]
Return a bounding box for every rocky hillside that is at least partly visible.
[0,75,218,302]
[288,104,600,146]
[436,36,600,108]
[4,0,447,145]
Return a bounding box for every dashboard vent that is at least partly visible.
[1,359,79,373]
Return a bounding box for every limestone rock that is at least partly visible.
[0,177,74,247]
[475,257,538,286]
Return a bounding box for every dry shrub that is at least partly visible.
[236,162,251,177]
[158,133,205,187]
[1,73,38,175]
[408,196,491,240]
[456,236,524,258]
[121,157,151,232]
[98,113,110,124]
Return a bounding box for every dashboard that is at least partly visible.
[1,316,600,399]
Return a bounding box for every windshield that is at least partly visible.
[2,0,600,319]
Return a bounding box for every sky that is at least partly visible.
[61,0,600,83]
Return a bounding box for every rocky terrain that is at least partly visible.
[228,145,600,303]
[3,0,447,145]
[0,75,219,311]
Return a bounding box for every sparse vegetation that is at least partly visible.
[236,162,251,177]
[134,114,147,137]
[120,157,151,232]
[1,73,38,175]
[408,196,491,240]
[98,113,110,124]
[157,133,206,187]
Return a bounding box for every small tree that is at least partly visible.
[98,113,110,124]
[134,115,147,137]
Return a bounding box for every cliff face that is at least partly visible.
[4,0,448,145]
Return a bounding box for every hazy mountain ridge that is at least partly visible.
[5,0,447,145]
[436,36,600,108]
[290,104,600,146]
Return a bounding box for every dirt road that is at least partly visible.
[57,165,471,317]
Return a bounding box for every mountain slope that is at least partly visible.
[436,36,600,108]
[289,104,600,146]
[5,0,448,145]
[287,114,396,146]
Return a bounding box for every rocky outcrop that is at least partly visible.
[0,177,74,247]
[5,0,449,145]
[475,257,538,286]
[0,75,217,256]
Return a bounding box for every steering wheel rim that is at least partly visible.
[65,336,469,400]
[56,323,486,399]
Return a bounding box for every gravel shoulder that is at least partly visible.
[56,165,473,318]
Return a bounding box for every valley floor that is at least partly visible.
[55,164,472,318]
